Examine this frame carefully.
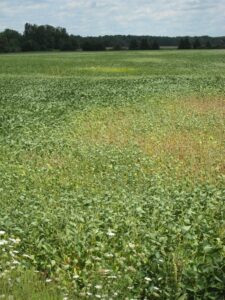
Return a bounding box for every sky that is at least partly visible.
[0,0,225,36]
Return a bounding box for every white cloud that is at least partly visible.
[0,0,224,36]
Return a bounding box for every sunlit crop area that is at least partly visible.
[0,50,225,299]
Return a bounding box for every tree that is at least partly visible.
[0,33,8,52]
[129,39,138,50]
[140,38,150,50]
[178,37,191,49]
[54,27,68,50]
[22,23,71,51]
[60,36,78,51]
[113,44,122,51]
[82,40,92,51]
[205,40,212,49]
[0,29,22,52]
[0,24,224,53]
[151,40,160,50]
[183,37,191,49]
[193,38,201,49]
[82,39,105,51]
[94,40,105,51]
[70,36,79,50]
[22,23,41,51]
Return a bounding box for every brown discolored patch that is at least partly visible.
[217,163,225,175]
[170,97,225,115]
[135,135,160,157]
[20,97,223,182]
[70,102,224,178]
[158,132,205,158]
[72,107,136,147]
[129,129,224,179]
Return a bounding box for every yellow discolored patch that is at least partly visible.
[79,66,136,74]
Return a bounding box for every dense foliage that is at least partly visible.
[0,23,225,53]
[0,50,225,299]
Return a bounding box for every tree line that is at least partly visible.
[0,23,225,53]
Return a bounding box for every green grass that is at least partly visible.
[0,50,225,299]
[0,269,61,300]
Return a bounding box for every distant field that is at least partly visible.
[0,50,225,299]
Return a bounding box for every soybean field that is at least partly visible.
[0,50,225,299]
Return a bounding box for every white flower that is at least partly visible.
[98,269,110,275]
[93,256,101,261]
[107,230,115,237]
[46,279,52,283]
[79,292,86,297]
[22,254,31,259]
[128,243,135,249]
[0,231,5,236]
[95,295,101,299]
[108,275,117,279]
[95,285,102,290]
[144,277,152,282]
[105,253,113,258]
[73,274,79,279]
[0,240,8,246]
[1,270,9,277]
[9,238,20,244]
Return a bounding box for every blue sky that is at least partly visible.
[0,0,224,36]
